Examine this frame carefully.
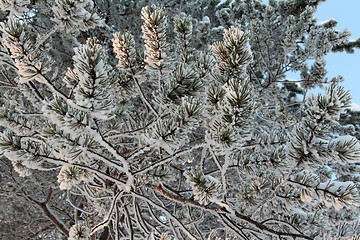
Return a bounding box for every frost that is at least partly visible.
[71,38,114,119]
[112,32,137,72]
[212,25,252,74]
[185,170,221,205]
[0,0,29,16]
[68,222,90,240]
[148,232,155,240]
[12,159,31,177]
[317,180,357,210]
[316,18,337,26]
[52,0,104,33]
[349,102,360,112]
[0,1,359,239]
[318,180,353,193]
[329,135,360,163]
[300,188,312,203]
[333,197,342,211]
[57,165,90,190]
[141,6,168,71]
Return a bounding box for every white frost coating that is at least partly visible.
[0,1,358,238]
[133,192,197,240]
[90,191,123,234]
[57,165,83,190]
[0,0,29,16]
[198,16,210,32]
[185,170,221,205]
[213,199,236,217]
[0,18,54,85]
[302,140,309,155]
[158,233,172,240]
[300,188,312,203]
[73,39,111,111]
[134,145,203,176]
[221,152,230,193]
[316,18,336,26]
[148,232,155,240]
[291,208,307,218]
[332,135,358,145]
[317,180,353,193]
[15,59,47,84]
[333,197,342,211]
[349,102,360,112]
[87,127,133,192]
[12,159,31,177]
[112,32,137,72]
[52,0,104,33]
[212,25,252,73]
[2,148,37,177]
[68,222,90,240]
[317,180,356,210]
[209,146,229,194]
[42,97,133,191]
[141,6,168,71]
[329,135,360,162]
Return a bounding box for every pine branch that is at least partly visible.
[146,184,313,240]
[133,75,159,116]
[25,190,70,237]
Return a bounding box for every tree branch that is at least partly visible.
[146,184,312,240]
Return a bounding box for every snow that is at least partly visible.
[316,180,356,210]
[1,0,359,238]
[300,188,312,203]
[51,0,103,32]
[317,180,353,193]
[141,6,168,71]
[316,18,336,26]
[112,32,137,71]
[0,0,30,16]
[57,165,82,190]
[349,102,360,112]
[68,222,90,240]
[333,197,342,211]
[329,135,360,163]
[333,135,358,145]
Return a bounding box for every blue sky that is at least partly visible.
[315,0,360,104]
[222,0,360,104]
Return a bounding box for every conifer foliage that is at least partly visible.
[0,0,360,239]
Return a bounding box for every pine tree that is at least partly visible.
[1,0,360,239]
